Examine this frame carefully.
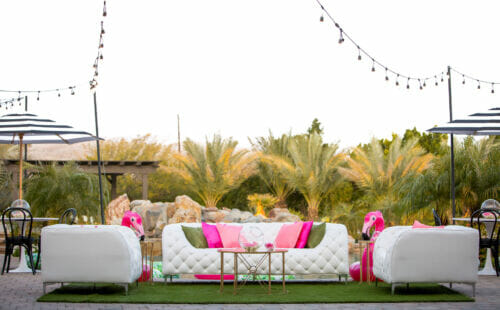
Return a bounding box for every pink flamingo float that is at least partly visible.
[349,210,385,282]
[121,211,151,281]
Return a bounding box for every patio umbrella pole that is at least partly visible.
[447,65,456,224]
[93,91,106,224]
[18,134,24,200]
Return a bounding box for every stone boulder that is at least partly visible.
[154,202,175,236]
[168,195,202,224]
[268,208,300,222]
[222,209,253,223]
[202,207,229,223]
[105,194,130,225]
[242,215,265,223]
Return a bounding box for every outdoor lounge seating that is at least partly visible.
[162,222,349,279]
[41,224,142,294]
[372,225,479,296]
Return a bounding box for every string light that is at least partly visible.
[36,91,40,101]
[462,75,465,84]
[90,1,107,90]
[492,83,495,94]
[103,1,107,17]
[419,79,423,90]
[434,76,438,86]
[477,80,481,89]
[315,0,444,91]
[406,77,410,89]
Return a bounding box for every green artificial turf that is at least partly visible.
[37,282,473,304]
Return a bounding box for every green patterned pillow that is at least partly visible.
[182,226,208,248]
[306,222,326,248]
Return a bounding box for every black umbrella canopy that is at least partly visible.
[0,113,102,201]
[0,113,100,144]
[428,107,500,136]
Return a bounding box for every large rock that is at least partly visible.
[269,208,301,222]
[222,208,253,223]
[105,194,130,225]
[202,207,229,223]
[168,195,202,224]
[242,215,265,223]
[154,202,175,236]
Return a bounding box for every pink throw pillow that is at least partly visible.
[202,222,223,248]
[275,222,303,248]
[295,221,313,248]
[412,220,444,229]
[216,223,243,248]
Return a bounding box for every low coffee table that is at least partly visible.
[218,248,287,295]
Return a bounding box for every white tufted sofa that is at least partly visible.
[162,222,349,279]
[372,226,479,296]
[41,224,142,294]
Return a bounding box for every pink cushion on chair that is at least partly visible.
[275,222,303,248]
[202,222,223,248]
[295,221,313,248]
[216,223,243,248]
[412,220,444,229]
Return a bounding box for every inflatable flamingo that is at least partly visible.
[121,211,150,281]
[349,210,385,282]
[121,211,145,241]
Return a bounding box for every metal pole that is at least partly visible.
[177,114,181,152]
[93,91,105,224]
[447,66,456,224]
[24,96,28,162]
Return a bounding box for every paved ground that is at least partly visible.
[1,255,499,310]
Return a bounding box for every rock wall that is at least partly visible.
[107,194,302,238]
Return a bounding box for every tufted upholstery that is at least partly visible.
[162,222,348,276]
[373,225,479,285]
[41,224,142,284]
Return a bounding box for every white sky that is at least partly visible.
[0,0,499,151]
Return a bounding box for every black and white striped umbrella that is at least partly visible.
[0,113,101,200]
[427,107,500,136]
[0,113,99,144]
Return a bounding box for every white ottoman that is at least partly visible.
[372,226,479,296]
[41,224,142,294]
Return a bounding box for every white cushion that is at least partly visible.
[373,225,479,284]
[41,224,142,284]
[162,222,349,276]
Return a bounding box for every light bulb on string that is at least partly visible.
[37,91,40,101]
[385,68,389,81]
[338,29,344,44]
[17,91,21,102]
[491,83,495,94]
[101,21,105,35]
[423,80,426,87]
[441,73,444,82]
[434,76,438,86]
[103,1,107,17]
[406,78,410,89]
[57,89,61,97]
[357,47,361,61]
[320,14,324,22]
[395,74,399,86]
[419,79,423,90]
[100,53,103,60]
[462,75,465,85]
[371,59,375,72]
[477,80,481,89]
[100,43,104,48]
[71,87,75,95]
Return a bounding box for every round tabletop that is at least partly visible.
[9,217,59,222]
[453,217,499,222]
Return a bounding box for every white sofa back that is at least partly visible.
[162,222,349,276]
[41,224,142,284]
[373,225,479,284]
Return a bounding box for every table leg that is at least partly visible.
[220,252,224,293]
[367,244,370,284]
[268,253,271,295]
[282,252,286,293]
[234,253,238,295]
[479,248,497,275]
[10,222,33,273]
[359,242,363,283]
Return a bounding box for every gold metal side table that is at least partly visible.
[357,240,374,284]
[140,240,156,283]
[218,248,288,295]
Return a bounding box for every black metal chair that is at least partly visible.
[432,209,442,226]
[471,208,500,277]
[59,208,77,225]
[1,207,37,275]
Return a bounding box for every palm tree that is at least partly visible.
[24,162,108,219]
[168,135,256,208]
[263,133,344,220]
[250,132,293,208]
[339,137,433,225]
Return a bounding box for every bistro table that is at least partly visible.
[453,217,499,276]
[9,217,58,273]
[218,248,288,295]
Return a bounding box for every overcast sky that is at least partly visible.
[0,0,499,151]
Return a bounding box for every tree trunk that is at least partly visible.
[307,201,319,221]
